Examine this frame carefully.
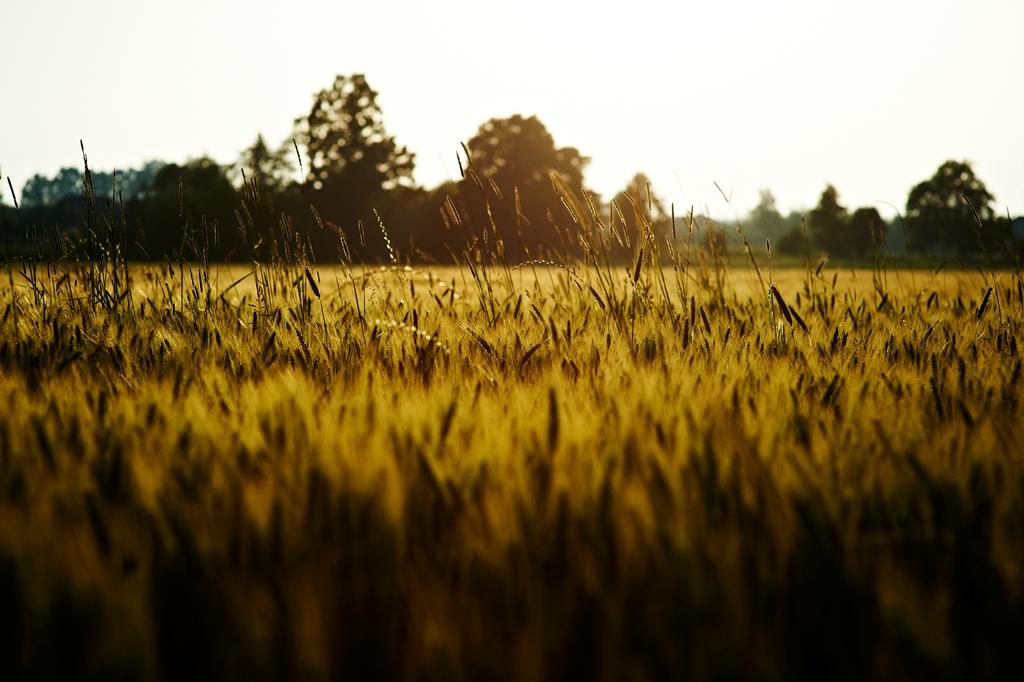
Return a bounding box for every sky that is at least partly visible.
[2,0,1022,219]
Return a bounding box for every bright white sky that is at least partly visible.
[2,0,1022,218]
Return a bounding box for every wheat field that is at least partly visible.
[0,254,1022,680]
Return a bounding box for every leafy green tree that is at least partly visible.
[906,160,1001,254]
[809,184,849,256]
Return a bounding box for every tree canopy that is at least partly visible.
[847,207,886,257]
[808,184,849,255]
[8,81,1023,264]
[293,74,416,260]
[135,157,242,260]
[806,185,887,257]
[605,172,669,260]
[748,190,796,243]
[467,115,587,196]
[906,160,1003,254]
[20,163,164,208]
[236,134,295,197]
[295,74,414,201]
[458,114,591,258]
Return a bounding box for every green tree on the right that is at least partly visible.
[906,160,1007,254]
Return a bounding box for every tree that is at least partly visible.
[233,135,300,258]
[19,162,164,209]
[776,225,806,255]
[809,184,849,256]
[109,161,165,201]
[298,74,414,193]
[467,115,587,196]
[748,189,791,243]
[906,160,1000,254]
[21,167,83,207]
[293,74,415,261]
[460,114,590,258]
[614,173,667,230]
[848,207,886,256]
[236,134,294,196]
[136,157,241,260]
[400,181,459,262]
[607,172,669,261]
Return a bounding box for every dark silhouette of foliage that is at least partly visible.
[234,135,302,261]
[906,160,1003,254]
[294,74,415,261]
[236,134,295,197]
[467,116,587,196]
[391,181,459,263]
[809,184,849,256]
[748,189,794,243]
[134,157,242,260]
[847,207,886,257]
[7,81,1024,266]
[458,115,591,260]
[607,172,669,260]
[808,188,889,258]
[749,189,807,257]
[297,74,415,193]
[776,224,806,255]
[21,162,164,208]
[21,168,83,207]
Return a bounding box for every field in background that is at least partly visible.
[1,258,1023,680]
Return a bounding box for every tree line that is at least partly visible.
[2,73,1020,263]
[747,161,1018,259]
